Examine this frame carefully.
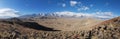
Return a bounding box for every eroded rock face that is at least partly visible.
[0,17,120,39]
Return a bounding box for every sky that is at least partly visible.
[0,0,120,18]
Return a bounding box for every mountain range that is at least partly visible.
[20,12,114,20]
[0,13,119,39]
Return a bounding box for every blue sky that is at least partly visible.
[0,0,120,18]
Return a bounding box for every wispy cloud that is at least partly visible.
[0,8,19,18]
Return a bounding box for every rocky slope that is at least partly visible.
[90,16,120,39]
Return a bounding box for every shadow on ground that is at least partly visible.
[20,22,60,31]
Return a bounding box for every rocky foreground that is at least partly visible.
[0,17,120,39]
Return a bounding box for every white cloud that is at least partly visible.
[62,3,66,7]
[78,6,89,11]
[54,11,116,19]
[70,1,78,6]
[0,8,19,18]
